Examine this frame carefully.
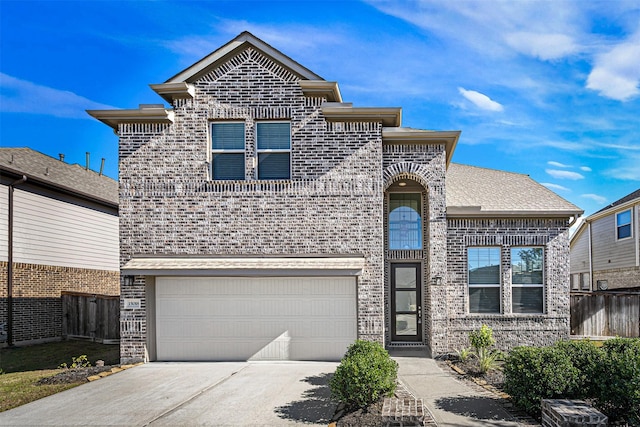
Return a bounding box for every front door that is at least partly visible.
[391,263,422,342]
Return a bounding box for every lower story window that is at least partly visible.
[511,247,544,313]
[468,247,501,313]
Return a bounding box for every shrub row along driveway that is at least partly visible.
[0,362,338,426]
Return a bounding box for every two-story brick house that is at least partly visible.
[89,32,582,363]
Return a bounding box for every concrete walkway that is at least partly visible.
[391,349,531,427]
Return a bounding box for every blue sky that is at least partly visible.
[1,0,639,218]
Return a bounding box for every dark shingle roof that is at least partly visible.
[0,148,118,206]
[593,188,640,215]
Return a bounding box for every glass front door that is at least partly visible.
[391,263,422,342]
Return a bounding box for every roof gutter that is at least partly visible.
[447,206,584,219]
[7,175,27,346]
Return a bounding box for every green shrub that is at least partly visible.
[593,338,640,424]
[555,340,604,398]
[456,347,473,363]
[503,346,579,416]
[469,325,500,373]
[469,324,495,357]
[58,354,92,369]
[330,340,398,409]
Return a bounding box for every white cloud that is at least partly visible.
[603,154,640,181]
[581,193,607,204]
[546,169,585,180]
[505,32,578,60]
[163,20,347,63]
[580,166,592,172]
[547,161,572,168]
[541,183,570,192]
[587,31,640,101]
[458,88,504,112]
[0,73,115,119]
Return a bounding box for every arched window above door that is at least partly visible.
[388,193,423,250]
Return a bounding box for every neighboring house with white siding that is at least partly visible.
[0,148,119,345]
[570,188,640,291]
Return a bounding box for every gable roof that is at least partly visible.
[446,163,583,218]
[165,31,323,84]
[593,188,640,215]
[0,148,118,207]
[571,187,640,244]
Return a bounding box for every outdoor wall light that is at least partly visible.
[398,181,407,187]
[434,276,442,286]
[124,275,134,286]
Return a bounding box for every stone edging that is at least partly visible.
[87,362,143,382]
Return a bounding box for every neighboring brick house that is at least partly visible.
[0,148,119,345]
[570,188,640,291]
[89,32,582,363]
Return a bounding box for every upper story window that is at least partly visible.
[257,122,291,180]
[468,247,501,314]
[616,209,632,240]
[388,193,422,250]
[211,122,245,180]
[511,247,544,314]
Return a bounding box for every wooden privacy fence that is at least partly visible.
[62,292,120,343]
[570,291,640,337]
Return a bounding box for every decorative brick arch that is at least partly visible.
[383,162,432,190]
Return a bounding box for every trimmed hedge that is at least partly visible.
[329,340,398,409]
[504,338,640,424]
[503,345,579,415]
[594,338,640,424]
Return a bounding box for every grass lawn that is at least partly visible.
[0,340,119,412]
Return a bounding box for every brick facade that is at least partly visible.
[110,37,574,362]
[0,261,119,344]
[118,48,385,362]
[446,219,571,351]
[593,266,640,290]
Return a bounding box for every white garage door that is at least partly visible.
[155,276,357,361]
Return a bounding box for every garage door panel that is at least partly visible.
[155,276,356,361]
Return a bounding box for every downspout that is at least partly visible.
[587,221,593,291]
[7,175,27,347]
[631,204,640,267]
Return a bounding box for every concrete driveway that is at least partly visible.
[0,362,338,426]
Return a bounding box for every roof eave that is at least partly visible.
[87,107,174,131]
[382,129,461,167]
[584,197,640,222]
[299,81,342,102]
[0,165,118,209]
[446,207,584,219]
[322,105,402,127]
[150,82,195,103]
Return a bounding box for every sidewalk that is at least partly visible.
[390,349,531,427]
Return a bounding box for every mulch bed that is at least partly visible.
[36,366,117,385]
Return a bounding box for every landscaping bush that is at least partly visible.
[554,340,604,398]
[503,345,579,416]
[593,338,640,424]
[468,324,501,373]
[329,340,398,409]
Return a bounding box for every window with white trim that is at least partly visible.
[468,247,501,314]
[211,122,245,180]
[616,209,632,240]
[256,122,291,180]
[511,247,544,313]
